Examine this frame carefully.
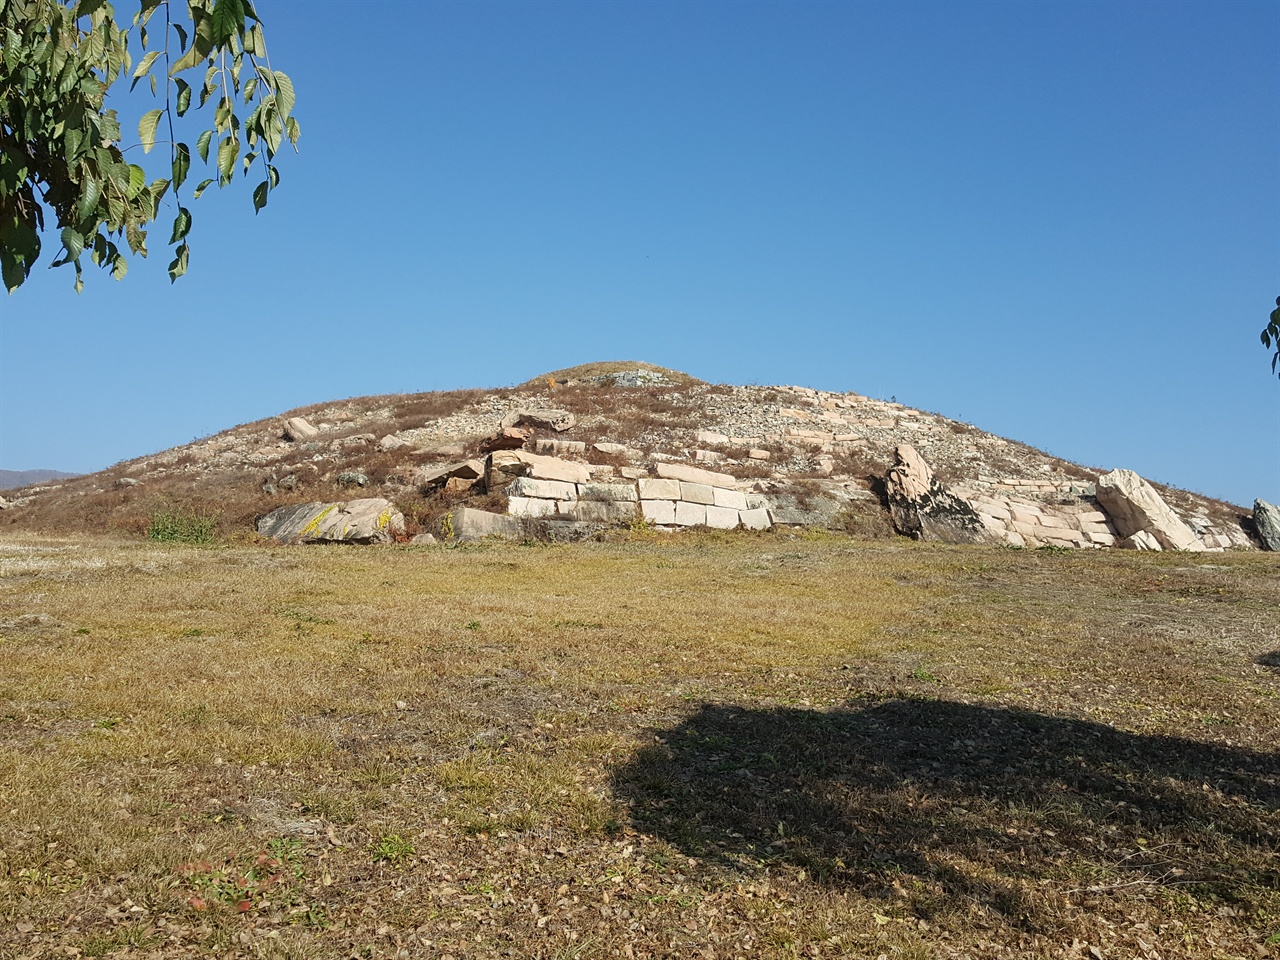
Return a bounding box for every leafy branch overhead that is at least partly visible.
[0,0,299,293]
[1264,297,1280,379]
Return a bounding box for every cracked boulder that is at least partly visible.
[884,445,991,544]
[1095,469,1203,551]
[1254,499,1280,551]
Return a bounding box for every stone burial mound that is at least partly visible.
[0,361,1270,552]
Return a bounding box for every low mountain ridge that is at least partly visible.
[0,469,78,490]
[0,363,1258,549]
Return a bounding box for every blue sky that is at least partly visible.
[2,0,1277,507]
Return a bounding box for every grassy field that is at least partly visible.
[0,531,1276,959]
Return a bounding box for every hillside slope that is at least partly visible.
[0,362,1257,549]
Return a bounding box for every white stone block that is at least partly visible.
[680,482,716,505]
[562,501,637,523]
[638,478,681,500]
[506,476,578,500]
[740,507,772,530]
[507,496,559,518]
[747,449,771,461]
[674,501,706,526]
[592,442,628,455]
[578,482,639,502]
[695,430,730,445]
[693,449,724,463]
[640,500,677,524]
[712,487,749,511]
[705,505,739,529]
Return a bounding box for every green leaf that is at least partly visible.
[211,0,245,45]
[172,21,188,52]
[127,164,147,198]
[285,115,300,148]
[61,227,84,261]
[272,70,294,118]
[192,178,215,199]
[252,179,268,213]
[77,176,102,221]
[138,109,162,153]
[175,78,191,116]
[130,50,161,90]
[112,253,128,280]
[196,129,213,162]
[169,206,191,243]
[168,241,189,282]
[172,142,190,190]
[217,136,238,183]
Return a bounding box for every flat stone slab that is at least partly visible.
[420,459,485,488]
[500,408,576,432]
[258,498,404,545]
[739,507,772,530]
[506,476,578,500]
[656,462,738,490]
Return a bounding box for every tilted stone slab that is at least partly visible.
[705,505,740,529]
[1096,469,1203,551]
[511,451,592,484]
[506,476,578,500]
[1120,529,1163,551]
[656,462,738,490]
[283,417,318,442]
[508,496,559,519]
[739,507,772,530]
[712,488,749,511]
[679,482,715,505]
[578,483,639,502]
[674,501,707,526]
[257,498,403,545]
[640,500,677,524]
[638,478,681,500]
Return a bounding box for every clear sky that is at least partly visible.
[2,0,1277,507]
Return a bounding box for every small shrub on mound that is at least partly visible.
[147,504,220,544]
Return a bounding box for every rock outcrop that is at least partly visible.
[500,408,577,433]
[884,445,990,544]
[1254,499,1280,551]
[1094,470,1203,552]
[257,498,404,544]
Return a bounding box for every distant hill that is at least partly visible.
[0,469,79,490]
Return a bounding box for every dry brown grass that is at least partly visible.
[0,533,1276,958]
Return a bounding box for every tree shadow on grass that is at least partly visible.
[612,698,1280,934]
[1257,651,1280,669]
